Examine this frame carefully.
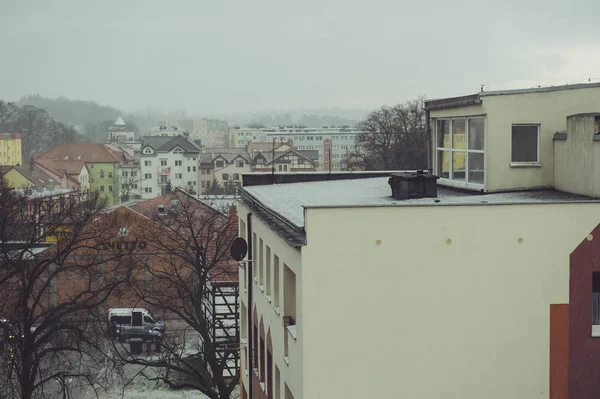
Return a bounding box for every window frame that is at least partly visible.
[510,124,541,166]
[435,116,485,188]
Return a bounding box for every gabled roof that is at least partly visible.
[141,135,200,154]
[252,148,318,165]
[0,165,59,187]
[246,141,291,153]
[35,144,121,163]
[34,159,87,177]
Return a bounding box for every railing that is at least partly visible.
[157,178,171,185]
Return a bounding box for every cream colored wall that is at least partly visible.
[301,203,600,399]
[78,166,90,191]
[554,115,600,197]
[237,203,304,399]
[431,86,600,192]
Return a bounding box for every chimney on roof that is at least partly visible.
[388,170,439,200]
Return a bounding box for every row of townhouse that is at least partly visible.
[236,82,600,399]
[197,143,319,195]
[230,127,362,171]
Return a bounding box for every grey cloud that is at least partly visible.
[1,0,599,116]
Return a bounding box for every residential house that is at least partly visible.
[0,133,22,166]
[198,149,252,195]
[0,164,59,189]
[251,148,318,173]
[105,142,141,201]
[235,82,600,399]
[35,144,120,204]
[33,159,90,192]
[140,135,200,198]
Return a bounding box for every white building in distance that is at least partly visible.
[139,135,200,198]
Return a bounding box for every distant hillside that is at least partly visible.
[16,95,166,143]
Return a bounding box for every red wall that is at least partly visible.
[569,225,600,399]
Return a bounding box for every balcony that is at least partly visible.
[157,166,171,175]
[157,177,171,186]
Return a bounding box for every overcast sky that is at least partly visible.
[1,0,599,116]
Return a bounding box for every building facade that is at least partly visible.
[139,135,200,198]
[235,83,600,399]
[34,144,121,205]
[231,126,362,171]
[426,82,600,192]
[0,133,22,166]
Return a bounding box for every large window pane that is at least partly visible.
[452,119,466,149]
[468,118,484,150]
[452,152,465,181]
[512,125,539,162]
[437,150,449,178]
[437,120,450,148]
[468,153,484,184]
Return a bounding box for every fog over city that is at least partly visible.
[2,0,599,116]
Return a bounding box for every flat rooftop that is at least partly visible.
[241,177,599,229]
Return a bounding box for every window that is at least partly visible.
[131,171,137,177]
[144,187,152,193]
[175,173,182,179]
[90,163,94,168]
[122,171,128,177]
[266,246,271,295]
[175,160,182,166]
[100,170,105,178]
[144,160,151,166]
[252,233,257,279]
[274,255,280,307]
[108,185,113,192]
[100,186,105,192]
[187,166,191,172]
[108,172,113,179]
[144,173,152,179]
[283,264,296,323]
[278,165,288,172]
[160,159,167,166]
[511,125,539,164]
[236,160,244,167]
[193,166,196,172]
[222,173,230,181]
[593,272,600,336]
[233,173,240,180]
[259,238,264,286]
[216,160,224,167]
[201,181,206,188]
[436,117,485,185]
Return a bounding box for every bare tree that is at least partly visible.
[111,190,239,399]
[17,105,51,163]
[0,181,136,399]
[0,100,20,130]
[346,97,428,171]
[119,169,142,202]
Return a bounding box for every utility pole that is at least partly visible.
[271,138,276,184]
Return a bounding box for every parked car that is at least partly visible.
[108,308,166,342]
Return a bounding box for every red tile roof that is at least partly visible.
[35,144,122,163]
[34,158,87,176]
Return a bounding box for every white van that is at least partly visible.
[108,308,166,340]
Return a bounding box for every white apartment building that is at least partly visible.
[251,127,362,170]
[139,135,200,198]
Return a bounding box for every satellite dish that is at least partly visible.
[230,237,248,261]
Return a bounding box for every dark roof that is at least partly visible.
[424,94,482,111]
[238,189,306,247]
[141,135,200,154]
[0,165,59,187]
